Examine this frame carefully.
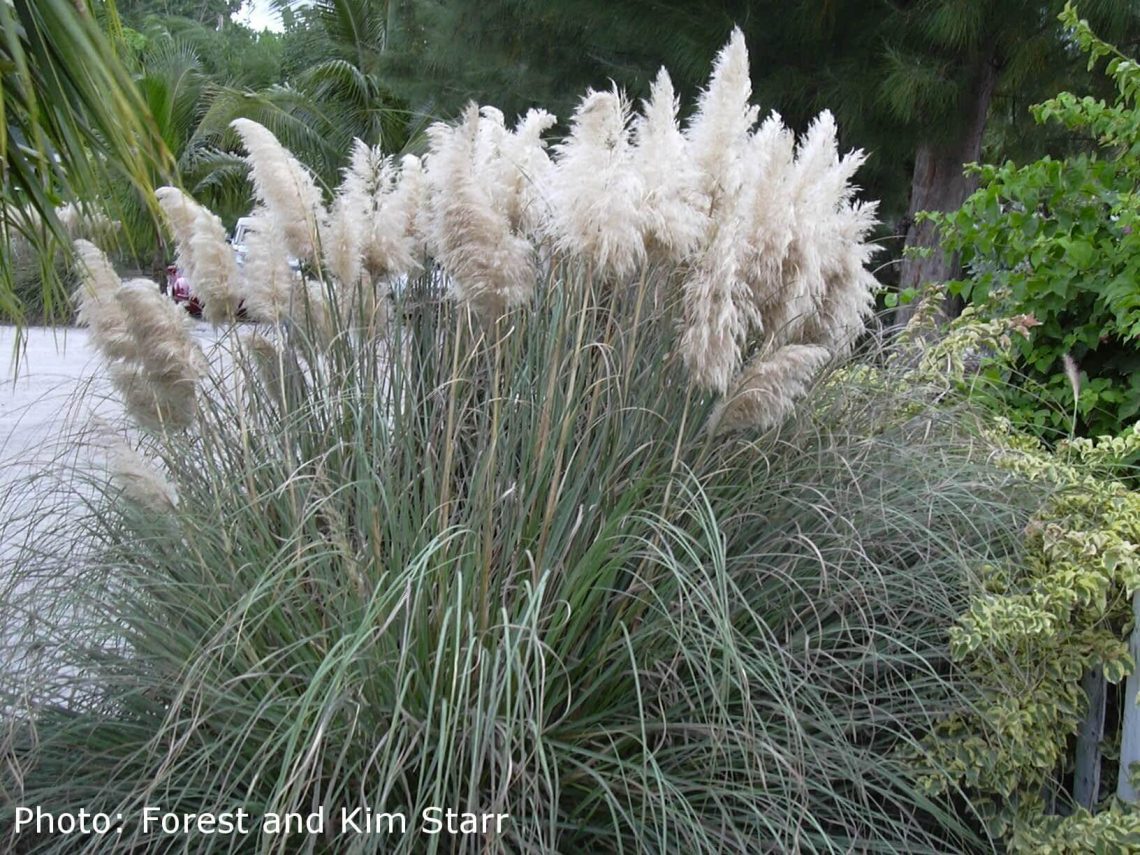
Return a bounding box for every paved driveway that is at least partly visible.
[0,323,219,707]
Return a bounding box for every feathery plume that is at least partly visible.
[363,160,419,283]
[547,87,646,278]
[116,279,207,381]
[499,109,557,237]
[739,112,797,333]
[73,239,138,363]
[710,344,830,433]
[393,154,428,257]
[238,209,295,324]
[425,104,535,317]
[322,142,370,292]
[325,140,422,301]
[679,224,755,393]
[112,278,207,431]
[73,256,205,433]
[778,111,845,343]
[685,27,758,210]
[323,139,378,291]
[742,110,880,354]
[231,118,325,261]
[808,197,880,354]
[106,439,178,512]
[677,29,762,391]
[787,113,878,352]
[155,186,242,323]
[109,362,192,433]
[633,69,706,263]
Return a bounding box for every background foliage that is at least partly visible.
[934,6,1140,440]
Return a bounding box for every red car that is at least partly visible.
[166,264,203,317]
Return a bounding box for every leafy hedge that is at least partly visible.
[928,4,1140,441]
[895,303,1140,851]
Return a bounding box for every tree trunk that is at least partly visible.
[895,53,998,327]
[1118,591,1140,803]
[1074,665,1106,810]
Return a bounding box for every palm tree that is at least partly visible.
[274,0,425,169]
[1,0,172,324]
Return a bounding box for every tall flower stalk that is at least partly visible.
[82,30,879,436]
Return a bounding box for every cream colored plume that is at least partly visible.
[134,28,885,436]
[106,439,178,512]
[73,239,138,363]
[775,111,844,344]
[112,279,207,431]
[808,198,880,355]
[685,27,758,209]
[497,109,557,238]
[322,143,369,291]
[778,112,878,353]
[324,141,422,301]
[109,362,195,433]
[633,69,706,263]
[710,344,830,433]
[424,105,535,317]
[679,222,756,394]
[231,118,324,261]
[395,154,428,254]
[155,186,242,323]
[74,243,206,432]
[739,112,797,335]
[547,88,645,279]
[677,28,762,392]
[365,159,419,282]
[238,209,294,324]
[462,106,556,242]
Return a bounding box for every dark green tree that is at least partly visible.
[144,15,284,89]
[115,0,243,28]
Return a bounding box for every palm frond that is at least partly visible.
[0,0,173,325]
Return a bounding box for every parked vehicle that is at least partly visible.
[166,264,202,317]
[230,216,255,267]
[166,217,293,318]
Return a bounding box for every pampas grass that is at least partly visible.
[3,32,1045,851]
[237,209,295,324]
[104,438,178,513]
[424,105,536,316]
[711,344,832,432]
[73,243,205,432]
[633,69,706,264]
[110,280,205,431]
[231,118,325,262]
[73,239,138,363]
[91,30,880,441]
[547,88,646,279]
[2,264,1040,853]
[155,187,242,323]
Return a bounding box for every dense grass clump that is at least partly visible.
[1,267,1038,854]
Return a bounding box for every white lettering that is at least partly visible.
[421,807,442,834]
[420,808,509,835]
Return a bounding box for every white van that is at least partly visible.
[230,217,300,271]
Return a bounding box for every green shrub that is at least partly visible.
[918,422,1140,840]
[890,302,1140,849]
[928,3,1140,441]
